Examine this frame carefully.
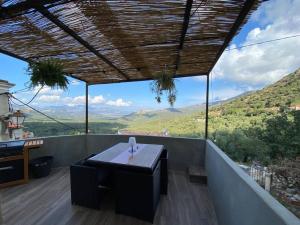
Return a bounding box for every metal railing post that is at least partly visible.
[205,74,209,139]
[85,83,89,134]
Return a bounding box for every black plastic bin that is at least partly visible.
[30,156,53,178]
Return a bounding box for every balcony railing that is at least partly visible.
[1,135,299,225]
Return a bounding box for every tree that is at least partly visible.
[260,110,300,160]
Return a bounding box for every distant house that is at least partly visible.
[290,104,300,111]
[118,129,170,137]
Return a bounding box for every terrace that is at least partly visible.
[0,1,299,225]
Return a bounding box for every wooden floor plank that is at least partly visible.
[0,168,218,225]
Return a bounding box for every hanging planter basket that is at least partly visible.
[151,66,177,106]
[27,58,69,90]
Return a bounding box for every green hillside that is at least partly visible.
[215,68,300,115]
[125,69,300,164]
[208,68,300,164]
[125,69,299,136]
[208,68,300,131]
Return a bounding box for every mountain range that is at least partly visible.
[22,68,300,125]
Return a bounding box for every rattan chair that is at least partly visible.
[160,149,168,195]
[115,161,161,223]
[70,155,111,209]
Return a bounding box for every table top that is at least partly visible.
[87,142,164,172]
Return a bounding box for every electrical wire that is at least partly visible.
[10,85,44,106]
[187,0,210,32]
[188,0,299,51]
[225,34,300,51]
[11,81,32,94]
[24,85,44,105]
[9,94,81,132]
[11,87,30,94]
[190,0,206,18]
[9,97,30,107]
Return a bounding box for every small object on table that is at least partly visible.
[128,137,136,153]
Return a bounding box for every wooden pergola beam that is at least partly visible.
[208,0,258,74]
[0,47,207,84]
[1,1,130,81]
[0,48,28,62]
[35,5,130,81]
[89,72,207,85]
[0,0,260,85]
[0,0,63,19]
[174,0,193,71]
[0,47,87,83]
[26,36,221,60]
[81,2,151,79]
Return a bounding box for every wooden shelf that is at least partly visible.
[0,179,26,189]
[0,155,23,163]
[0,139,43,188]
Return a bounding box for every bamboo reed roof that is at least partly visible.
[0,0,261,84]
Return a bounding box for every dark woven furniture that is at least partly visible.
[160,149,168,195]
[115,161,161,223]
[70,155,111,209]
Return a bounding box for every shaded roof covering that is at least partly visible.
[0,0,261,84]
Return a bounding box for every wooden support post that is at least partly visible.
[174,0,193,72]
[205,74,209,139]
[85,83,89,134]
[35,5,130,81]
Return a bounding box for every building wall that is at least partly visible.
[87,134,206,171]
[29,135,87,167]
[14,135,300,225]
[205,140,299,225]
[0,80,14,141]
[28,134,206,171]
[30,135,205,170]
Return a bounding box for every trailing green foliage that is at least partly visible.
[151,70,177,106]
[28,59,69,90]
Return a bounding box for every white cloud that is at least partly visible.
[32,86,63,95]
[214,0,300,87]
[62,95,105,106]
[90,95,105,104]
[106,98,132,107]
[211,88,249,101]
[70,80,81,86]
[69,95,86,105]
[190,86,252,103]
[26,88,130,107]
[38,95,60,103]
[192,76,206,82]
[65,96,130,107]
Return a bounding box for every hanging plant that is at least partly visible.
[151,66,177,106]
[27,58,69,90]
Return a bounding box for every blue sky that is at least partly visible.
[0,0,299,112]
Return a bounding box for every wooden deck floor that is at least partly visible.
[1,167,218,225]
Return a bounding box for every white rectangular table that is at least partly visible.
[87,142,164,173]
[87,142,164,222]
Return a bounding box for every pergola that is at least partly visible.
[0,0,261,138]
